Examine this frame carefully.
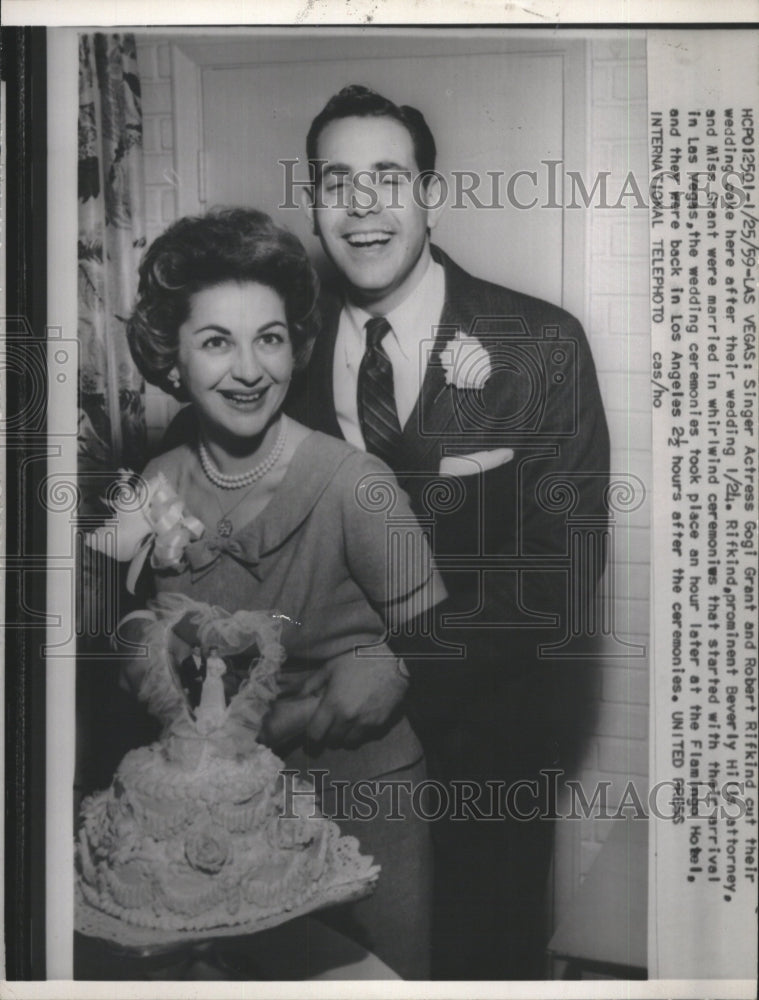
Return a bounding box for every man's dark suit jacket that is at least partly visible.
[286,245,610,774]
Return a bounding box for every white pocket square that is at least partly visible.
[439,448,514,477]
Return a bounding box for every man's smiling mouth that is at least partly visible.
[344,231,392,248]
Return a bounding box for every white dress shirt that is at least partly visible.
[333,257,446,450]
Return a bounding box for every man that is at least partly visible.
[287,85,610,979]
[178,642,205,709]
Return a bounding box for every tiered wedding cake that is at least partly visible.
[76,595,378,936]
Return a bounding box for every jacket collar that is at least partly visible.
[308,246,486,468]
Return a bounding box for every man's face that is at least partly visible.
[305,115,442,313]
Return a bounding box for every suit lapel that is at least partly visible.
[401,247,487,468]
[306,249,503,469]
[302,288,343,438]
[401,321,457,471]
[310,273,460,466]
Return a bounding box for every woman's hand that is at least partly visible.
[298,647,409,748]
[119,658,148,697]
[116,616,154,697]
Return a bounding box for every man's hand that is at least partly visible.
[258,694,320,748]
[298,647,409,748]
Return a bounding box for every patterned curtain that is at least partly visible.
[78,33,146,474]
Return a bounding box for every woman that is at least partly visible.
[123,208,444,978]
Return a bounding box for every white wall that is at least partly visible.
[576,36,650,879]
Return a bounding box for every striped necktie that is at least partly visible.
[357,316,403,467]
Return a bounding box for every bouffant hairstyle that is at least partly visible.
[306,84,437,181]
[127,208,318,401]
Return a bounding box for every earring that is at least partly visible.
[168,370,181,389]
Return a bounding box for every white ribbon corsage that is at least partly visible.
[440,334,492,391]
[85,470,205,593]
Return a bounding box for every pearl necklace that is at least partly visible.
[199,418,288,491]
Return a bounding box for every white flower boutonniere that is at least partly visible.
[440,334,492,390]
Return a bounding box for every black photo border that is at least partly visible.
[3,24,49,981]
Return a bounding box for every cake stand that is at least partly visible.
[74,877,383,980]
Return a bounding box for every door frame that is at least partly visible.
[169,30,589,323]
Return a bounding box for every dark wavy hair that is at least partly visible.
[306,84,437,181]
[127,208,318,401]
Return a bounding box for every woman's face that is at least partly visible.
[174,281,293,447]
